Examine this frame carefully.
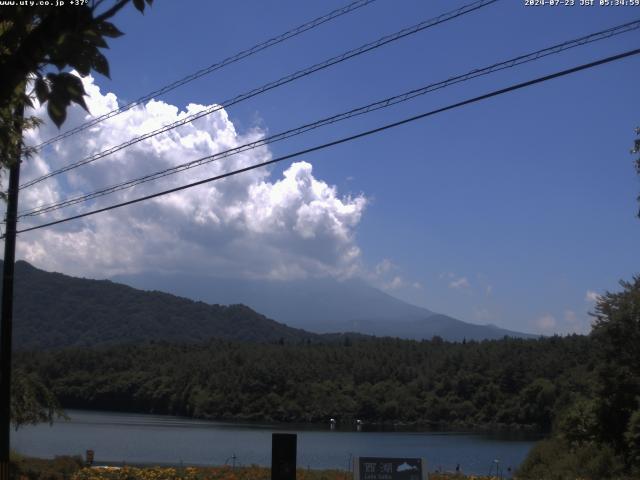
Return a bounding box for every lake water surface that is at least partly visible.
[13,410,540,476]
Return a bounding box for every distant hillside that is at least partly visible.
[115,273,535,341]
[4,261,322,350]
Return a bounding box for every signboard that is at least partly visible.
[355,457,427,480]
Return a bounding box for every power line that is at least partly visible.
[18,19,640,218]
[23,0,496,188]
[30,0,377,151]
[20,0,498,190]
[12,47,640,237]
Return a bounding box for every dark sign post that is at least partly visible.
[271,433,296,480]
[355,457,427,480]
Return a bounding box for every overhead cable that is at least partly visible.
[12,47,640,237]
[18,19,640,218]
[30,0,378,151]
[20,0,499,189]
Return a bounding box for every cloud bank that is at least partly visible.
[14,75,367,280]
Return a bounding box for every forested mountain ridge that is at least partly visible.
[4,260,324,349]
[6,260,532,349]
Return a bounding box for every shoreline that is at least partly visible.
[52,407,547,436]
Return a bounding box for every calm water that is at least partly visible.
[12,410,540,476]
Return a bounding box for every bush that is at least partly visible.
[9,454,84,480]
[516,437,625,480]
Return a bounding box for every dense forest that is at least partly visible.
[16,335,593,430]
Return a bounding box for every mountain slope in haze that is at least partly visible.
[114,272,535,341]
[4,261,323,350]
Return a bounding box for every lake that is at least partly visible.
[12,410,540,476]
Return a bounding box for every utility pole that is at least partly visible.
[0,102,24,480]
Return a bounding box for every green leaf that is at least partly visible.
[72,95,89,113]
[59,72,84,95]
[34,77,49,104]
[98,21,124,38]
[91,51,110,78]
[60,73,89,112]
[71,48,93,76]
[47,98,66,128]
[84,29,109,48]
[45,72,90,124]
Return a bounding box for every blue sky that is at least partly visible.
[15,0,640,335]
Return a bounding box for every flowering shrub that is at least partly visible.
[71,466,498,480]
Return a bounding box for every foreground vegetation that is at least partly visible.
[7,455,504,480]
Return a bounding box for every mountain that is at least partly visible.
[113,272,535,341]
[4,260,324,350]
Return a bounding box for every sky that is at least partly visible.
[7,0,640,336]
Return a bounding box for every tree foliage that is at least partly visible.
[15,335,595,430]
[518,277,640,479]
[0,0,153,173]
[591,277,640,453]
[0,0,152,427]
[9,368,65,429]
[626,408,640,476]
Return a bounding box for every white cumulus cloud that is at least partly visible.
[449,276,470,289]
[585,290,600,303]
[12,74,367,280]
